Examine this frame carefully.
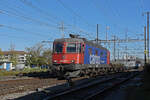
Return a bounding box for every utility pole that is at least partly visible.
[125,29,128,63]
[113,35,116,61]
[59,22,65,38]
[118,41,120,60]
[96,24,99,44]
[147,12,150,62]
[125,46,128,65]
[144,26,147,65]
[144,12,150,63]
[105,26,109,47]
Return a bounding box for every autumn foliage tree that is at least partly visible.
[26,43,52,68]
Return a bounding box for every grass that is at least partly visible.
[0,68,49,76]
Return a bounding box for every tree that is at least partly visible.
[26,43,44,67]
[42,49,52,65]
[25,43,53,68]
[0,48,4,61]
[9,54,18,67]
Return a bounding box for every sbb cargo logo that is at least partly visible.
[89,55,100,64]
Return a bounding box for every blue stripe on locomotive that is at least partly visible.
[84,44,107,64]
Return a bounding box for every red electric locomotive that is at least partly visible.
[52,34,110,77]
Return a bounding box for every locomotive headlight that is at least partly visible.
[54,60,57,62]
[71,60,75,63]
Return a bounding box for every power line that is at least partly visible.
[0,0,95,40]
[0,33,35,42]
[106,0,120,17]
[20,0,95,39]
[18,0,95,39]
[20,0,61,24]
[69,24,95,39]
[56,0,95,28]
[0,24,52,38]
[91,0,111,23]
[0,9,57,29]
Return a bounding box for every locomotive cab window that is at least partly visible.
[53,43,63,53]
[67,43,81,53]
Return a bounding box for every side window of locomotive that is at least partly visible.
[88,48,92,55]
[67,43,76,53]
[54,43,63,53]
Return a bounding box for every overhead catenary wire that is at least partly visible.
[0,9,57,29]
[20,0,61,24]
[69,24,95,39]
[106,0,120,17]
[91,0,110,22]
[18,0,94,39]
[1,0,101,41]
[0,24,52,38]
[0,33,37,42]
[0,8,94,40]
[56,0,95,29]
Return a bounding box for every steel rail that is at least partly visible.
[84,71,139,100]
[43,73,128,100]
[43,72,139,100]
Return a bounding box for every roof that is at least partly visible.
[54,38,85,43]
[54,38,109,51]
[2,51,27,55]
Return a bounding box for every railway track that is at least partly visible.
[0,76,88,97]
[0,78,65,96]
[43,71,140,100]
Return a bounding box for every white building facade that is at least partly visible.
[2,51,27,70]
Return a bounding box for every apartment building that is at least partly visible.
[1,51,27,69]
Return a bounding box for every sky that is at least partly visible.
[0,0,150,59]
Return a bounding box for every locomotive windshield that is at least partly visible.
[67,43,81,53]
[53,43,63,53]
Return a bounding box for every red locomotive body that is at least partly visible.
[52,42,84,65]
[52,35,111,77]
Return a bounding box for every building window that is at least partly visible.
[5,57,8,59]
[20,57,24,59]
